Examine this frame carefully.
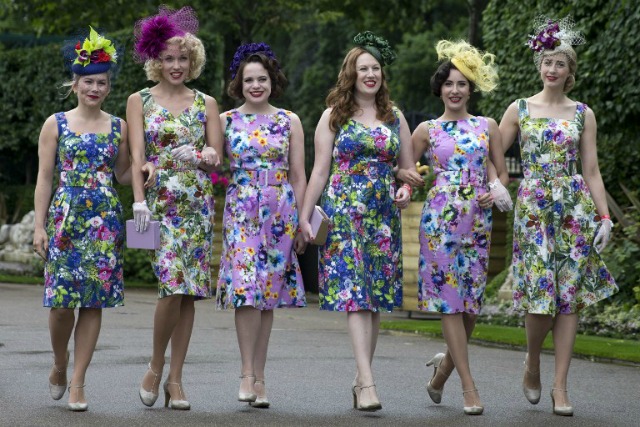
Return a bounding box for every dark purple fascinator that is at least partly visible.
[229,42,278,79]
[133,5,199,62]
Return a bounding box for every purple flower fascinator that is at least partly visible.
[229,42,278,79]
[526,15,585,53]
[133,5,199,62]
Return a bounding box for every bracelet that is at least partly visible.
[600,214,610,220]
[401,183,413,196]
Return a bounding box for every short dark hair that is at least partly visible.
[227,53,287,99]
[430,60,475,97]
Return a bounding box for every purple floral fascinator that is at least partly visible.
[133,5,199,62]
[353,31,396,66]
[526,15,585,53]
[229,42,278,79]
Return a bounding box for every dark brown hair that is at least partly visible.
[430,61,475,97]
[227,52,287,99]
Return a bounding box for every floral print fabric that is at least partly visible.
[512,99,617,314]
[141,88,214,300]
[318,109,403,312]
[43,112,124,308]
[418,117,492,314]
[216,110,306,310]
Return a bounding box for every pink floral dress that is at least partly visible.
[216,109,306,310]
[511,99,617,314]
[418,117,492,314]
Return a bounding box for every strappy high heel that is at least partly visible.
[352,383,382,412]
[425,353,449,404]
[249,379,270,408]
[139,363,161,407]
[238,374,257,402]
[462,388,484,415]
[523,354,541,404]
[163,381,190,410]
[49,350,70,401]
[551,387,573,416]
[67,383,88,412]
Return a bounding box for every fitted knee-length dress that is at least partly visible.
[418,117,492,314]
[141,88,214,300]
[318,109,403,312]
[511,99,617,314]
[216,109,306,310]
[43,112,125,308]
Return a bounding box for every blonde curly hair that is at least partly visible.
[435,40,498,93]
[144,33,205,82]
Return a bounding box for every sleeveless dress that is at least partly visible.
[43,112,124,308]
[141,88,214,300]
[216,109,306,310]
[318,108,403,312]
[512,99,617,314]
[418,117,492,314]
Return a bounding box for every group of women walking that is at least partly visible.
[33,6,617,416]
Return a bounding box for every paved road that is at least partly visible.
[1,282,638,426]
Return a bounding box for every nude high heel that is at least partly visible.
[551,388,573,416]
[163,381,190,410]
[425,353,448,404]
[238,374,257,402]
[352,383,382,411]
[139,363,161,407]
[249,379,270,408]
[462,388,484,415]
[523,354,541,404]
[67,384,88,412]
[49,350,70,401]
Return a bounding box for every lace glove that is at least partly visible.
[171,144,201,166]
[133,200,152,232]
[488,179,513,212]
[594,218,613,253]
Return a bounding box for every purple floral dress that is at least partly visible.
[418,117,492,314]
[216,109,306,310]
[43,112,124,308]
[141,88,214,300]
[512,99,617,314]
[319,108,403,312]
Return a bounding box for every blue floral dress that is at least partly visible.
[417,118,492,314]
[141,88,214,300]
[43,112,124,308]
[318,108,403,312]
[216,109,306,310]
[512,99,617,314]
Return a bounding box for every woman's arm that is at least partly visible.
[199,94,223,172]
[114,119,132,185]
[498,101,519,153]
[394,111,417,207]
[580,108,609,217]
[488,118,509,186]
[126,93,147,203]
[299,109,334,242]
[288,113,308,253]
[33,115,58,259]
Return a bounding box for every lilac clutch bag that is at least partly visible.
[126,220,160,250]
[310,205,330,245]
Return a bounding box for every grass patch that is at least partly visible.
[381,319,640,364]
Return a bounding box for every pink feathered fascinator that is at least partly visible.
[133,5,199,62]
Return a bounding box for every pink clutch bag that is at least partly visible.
[310,205,330,245]
[126,220,160,250]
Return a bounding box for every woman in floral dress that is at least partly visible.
[127,6,222,410]
[404,40,509,415]
[499,17,617,416]
[216,43,306,408]
[33,28,153,411]
[300,32,414,411]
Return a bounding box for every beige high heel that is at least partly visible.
[139,363,161,407]
[163,381,190,410]
[523,354,541,404]
[462,388,484,415]
[352,384,382,411]
[249,379,270,408]
[238,374,257,402]
[67,384,88,412]
[551,388,573,416]
[49,350,69,401]
[425,353,449,404]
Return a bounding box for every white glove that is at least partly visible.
[133,200,152,232]
[488,178,513,212]
[594,219,613,253]
[171,144,201,166]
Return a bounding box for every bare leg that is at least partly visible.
[431,313,477,390]
[253,310,274,401]
[235,306,261,397]
[441,313,481,408]
[348,310,380,407]
[523,314,553,391]
[49,308,74,387]
[141,295,184,394]
[165,296,195,400]
[551,313,578,407]
[68,308,102,404]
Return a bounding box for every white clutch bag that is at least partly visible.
[309,205,330,245]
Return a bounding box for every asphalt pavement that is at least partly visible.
[1,282,638,427]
